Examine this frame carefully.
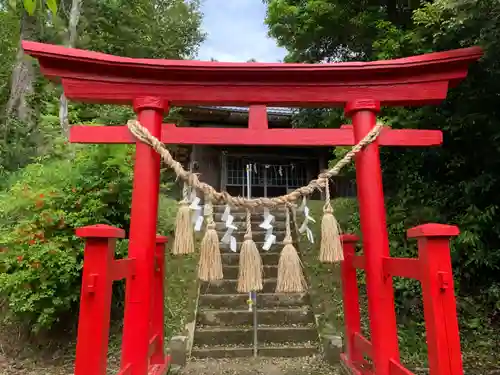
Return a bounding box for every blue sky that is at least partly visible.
[196,0,287,62]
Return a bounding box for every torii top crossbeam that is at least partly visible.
[22,41,482,148]
[23,41,482,107]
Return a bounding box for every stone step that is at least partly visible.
[223,265,277,279]
[215,221,286,231]
[220,242,291,255]
[192,326,318,346]
[198,293,310,309]
[217,231,287,243]
[196,308,314,327]
[222,252,280,266]
[200,279,277,294]
[190,343,319,359]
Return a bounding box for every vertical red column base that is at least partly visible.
[339,234,364,372]
[408,223,463,375]
[74,225,125,375]
[149,235,171,373]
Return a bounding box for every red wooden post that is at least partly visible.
[340,234,362,367]
[150,235,168,365]
[408,224,463,375]
[121,97,166,375]
[74,224,125,375]
[346,99,399,375]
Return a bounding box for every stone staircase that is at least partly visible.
[190,205,319,358]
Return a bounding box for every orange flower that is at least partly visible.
[17,255,23,262]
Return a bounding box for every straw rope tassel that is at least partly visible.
[237,209,263,293]
[198,198,223,281]
[172,184,195,255]
[319,179,344,263]
[276,206,307,293]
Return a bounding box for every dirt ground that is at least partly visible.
[175,356,340,375]
[0,355,339,375]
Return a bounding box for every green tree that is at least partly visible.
[265,0,500,321]
[78,0,205,59]
[264,0,424,62]
[0,0,206,331]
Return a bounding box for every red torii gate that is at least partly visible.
[22,41,482,375]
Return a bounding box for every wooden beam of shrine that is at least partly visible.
[70,124,442,147]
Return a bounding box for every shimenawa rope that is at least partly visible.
[126,119,383,289]
[127,119,383,208]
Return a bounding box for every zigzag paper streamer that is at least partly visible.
[299,197,315,243]
[260,207,276,251]
[220,204,238,252]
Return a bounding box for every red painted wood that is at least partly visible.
[61,79,450,106]
[352,255,366,270]
[382,257,421,280]
[22,40,482,106]
[407,223,460,238]
[353,333,376,374]
[409,224,463,375]
[354,333,373,358]
[116,364,132,375]
[348,99,399,375]
[150,235,167,365]
[110,258,136,281]
[75,224,125,238]
[340,235,363,366]
[69,124,443,147]
[248,105,269,130]
[74,227,122,375]
[120,97,164,375]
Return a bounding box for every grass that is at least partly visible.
[0,196,200,374]
[298,198,356,338]
[297,198,500,373]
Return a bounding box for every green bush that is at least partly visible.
[0,142,177,331]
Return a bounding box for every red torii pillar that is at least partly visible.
[346,99,400,372]
[21,40,482,375]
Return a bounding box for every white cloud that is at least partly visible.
[196,0,286,62]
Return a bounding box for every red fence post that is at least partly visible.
[345,99,400,375]
[150,235,168,365]
[408,223,463,375]
[74,224,125,375]
[340,234,363,368]
[121,97,166,375]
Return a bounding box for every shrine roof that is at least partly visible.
[22,41,483,107]
[198,106,294,116]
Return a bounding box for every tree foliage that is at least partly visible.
[266,0,500,317]
[0,0,205,331]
